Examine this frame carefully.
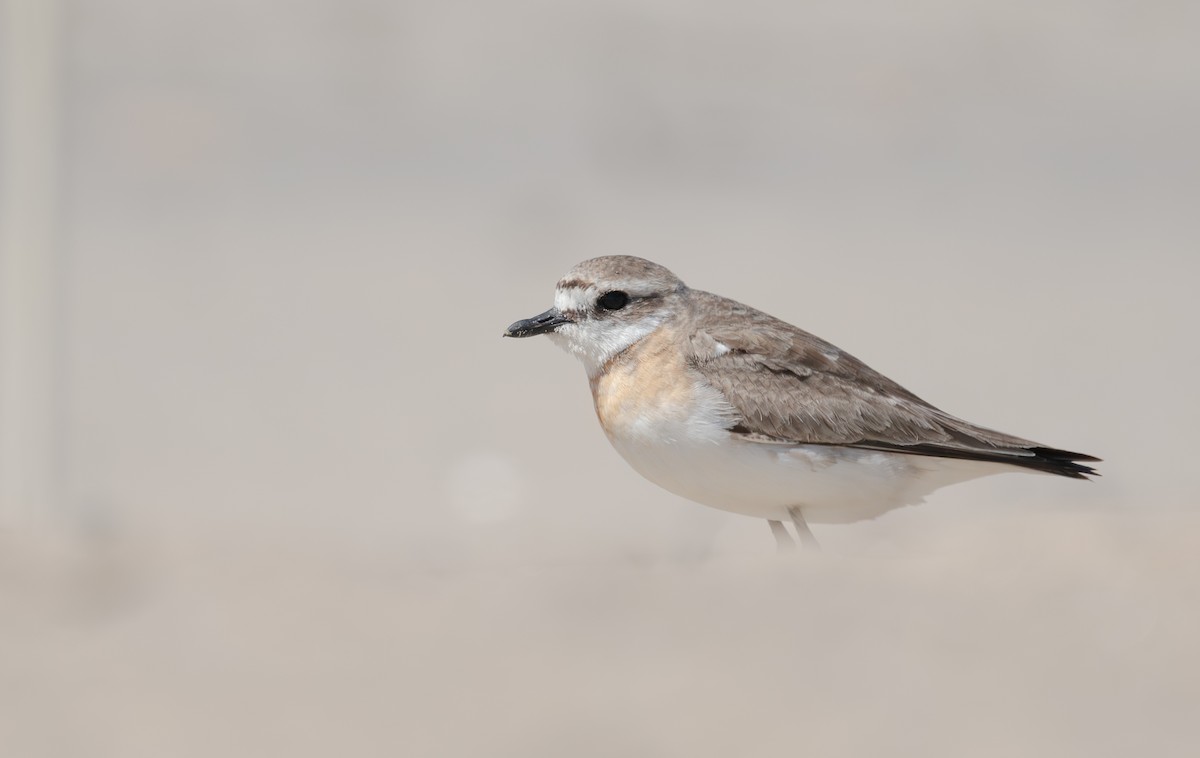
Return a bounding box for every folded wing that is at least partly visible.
[684,291,1099,479]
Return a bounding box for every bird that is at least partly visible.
[503,256,1098,549]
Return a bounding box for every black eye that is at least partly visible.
[597,291,630,311]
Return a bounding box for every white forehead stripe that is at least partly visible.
[554,286,593,314]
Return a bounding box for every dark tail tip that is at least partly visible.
[1024,447,1101,479]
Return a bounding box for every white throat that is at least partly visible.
[547,287,664,377]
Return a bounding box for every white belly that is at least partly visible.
[586,330,1013,524]
[608,431,1012,524]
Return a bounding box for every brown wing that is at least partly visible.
[683,290,1099,478]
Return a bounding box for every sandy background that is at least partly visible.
[1,0,1198,755]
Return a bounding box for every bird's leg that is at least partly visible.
[768,520,795,552]
[787,507,821,550]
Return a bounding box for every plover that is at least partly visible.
[504,256,1098,549]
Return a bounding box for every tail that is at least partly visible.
[854,441,1101,479]
[1007,446,1101,479]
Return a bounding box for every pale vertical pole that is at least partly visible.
[0,0,62,527]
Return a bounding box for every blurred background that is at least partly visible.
[1,0,1197,755]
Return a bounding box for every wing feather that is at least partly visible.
[683,290,1098,478]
